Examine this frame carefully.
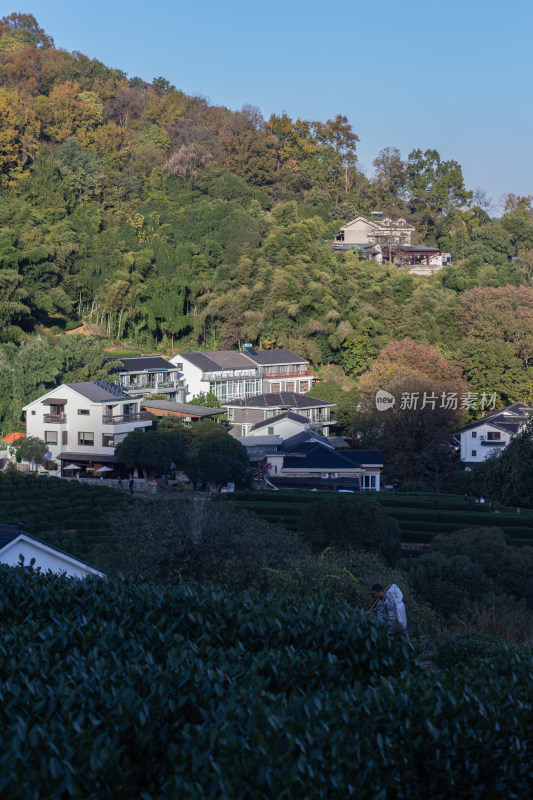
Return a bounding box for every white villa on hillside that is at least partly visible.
[23,380,152,475]
[455,402,533,464]
[335,214,415,246]
[170,347,315,403]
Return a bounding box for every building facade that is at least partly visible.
[23,380,152,474]
[224,393,335,437]
[170,348,316,403]
[335,214,415,246]
[455,403,533,464]
[107,356,186,402]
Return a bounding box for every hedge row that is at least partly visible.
[0,570,532,799]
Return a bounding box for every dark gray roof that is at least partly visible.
[179,351,255,371]
[236,435,283,446]
[66,380,132,402]
[282,429,333,451]
[243,349,307,366]
[223,392,335,409]
[250,411,309,431]
[141,400,223,417]
[107,356,175,373]
[454,403,533,435]
[282,441,382,470]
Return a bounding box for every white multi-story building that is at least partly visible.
[455,402,533,464]
[170,347,315,403]
[23,380,152,475]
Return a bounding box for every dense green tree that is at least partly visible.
[406,148,472,220]
[115,429,186,478]
[298,497,401,566]
[473,421,533,508]
[9,434,47,466]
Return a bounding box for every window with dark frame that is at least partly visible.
[78,432,94,446]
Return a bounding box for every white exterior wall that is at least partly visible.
[0,536,105,577]
[459,423,514,463]
[169,356,205,400]
[250,418,308,440]
[24,385,150,464]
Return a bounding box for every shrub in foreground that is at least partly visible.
[0,569,532,798]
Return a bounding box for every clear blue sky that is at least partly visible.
[21,0,533,205]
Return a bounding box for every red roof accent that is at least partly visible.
[3,432,26,444]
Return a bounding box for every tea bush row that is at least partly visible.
[0,569,532,799]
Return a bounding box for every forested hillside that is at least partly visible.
[1,12,533,430]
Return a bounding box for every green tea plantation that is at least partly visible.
[0,568,532,799]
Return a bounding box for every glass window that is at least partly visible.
[471,450,477,457]
[226,408,234,421]
[267,427,274,435]
[102,433,114,447]
[78,409,90,415]
[44,431,58,445]
[487,432,501,440]
[471,431,477,438]
[78,432,94,446]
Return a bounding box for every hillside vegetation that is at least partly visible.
[1,13,533,423]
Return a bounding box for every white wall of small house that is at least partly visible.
[0,537,104,578]
[250,418,308,440]
[460,424,514,463]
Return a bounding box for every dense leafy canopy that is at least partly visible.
[1,13,533,485]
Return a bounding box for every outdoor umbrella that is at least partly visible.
[64,464,81,470]
[95,466,113,472]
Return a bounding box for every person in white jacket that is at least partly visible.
[368,583,407,634]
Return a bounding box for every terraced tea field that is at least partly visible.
[216,490,533,546]
[0,472,124,558]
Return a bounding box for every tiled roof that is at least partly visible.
[454,403,533,435]
[107,356,175,373]
[141,400,223,416]
[66,380,132,402]
[179,351,255,371]
[243,349,307,366]
[224,392,335,409]
[282,441,382,470]
[236,435,283,447]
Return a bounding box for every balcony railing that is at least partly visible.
[263,369,313,380]
[102,411,152,425]
[44,414,66,423]
[202,370,257,380]
[123,378,184,391]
